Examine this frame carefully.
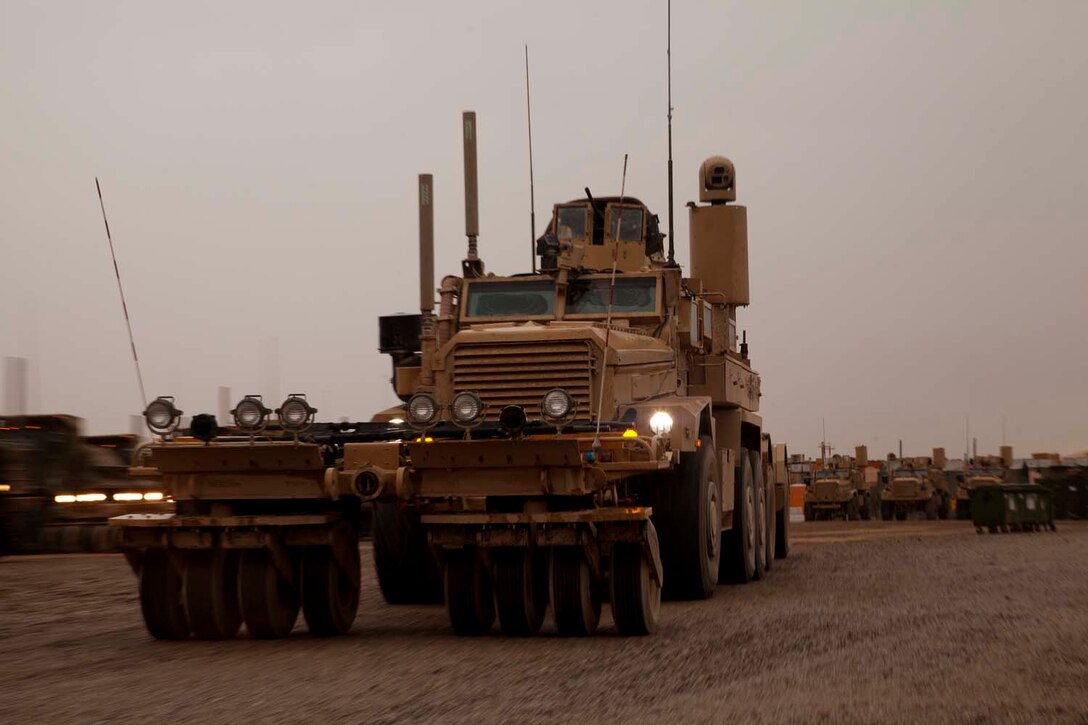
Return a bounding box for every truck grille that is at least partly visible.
[452,341,595,421]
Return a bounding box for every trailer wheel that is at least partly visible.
[372,501,443,605]
[751,451,768,580]
[775,482,790,560]
[302,533,360,637]
[493,547,547,636]
[444,547,494,636]
[550,546,601,636]
[183,549,242,640]
[720,451,757,584]
[239,548,299,639]
[139,549,189,640]
[763,463,775,571]
[654,435,720,599]
[610,521,661,636]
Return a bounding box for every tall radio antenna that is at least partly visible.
[96,178,148,410]
[666,0,676,266]
[525,44,538,274]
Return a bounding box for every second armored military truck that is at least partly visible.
[112,111,789,640]
[955,446,1013,519]
[802,446,875,521]
[880,449,951,520]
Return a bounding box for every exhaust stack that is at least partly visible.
[419,174,436,388]
[462,111,484,277]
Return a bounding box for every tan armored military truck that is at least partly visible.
[111,111,789,640]
[880,449,951,520]
[955,446,1013,519]
[802,446,875,521]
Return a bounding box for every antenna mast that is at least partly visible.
[96,178,148,410]
[525,45,537,274]
[592,154,629,448]
[666,0,676,266]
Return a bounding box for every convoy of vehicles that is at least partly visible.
[107,111,789,640]
[802,446,875,521]
[880,449,951,520]
[0,415,168,554]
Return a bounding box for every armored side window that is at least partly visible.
[555,205,591,243]
[606,205,645,243]
[464,280,556,319]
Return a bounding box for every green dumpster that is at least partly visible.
[970,484,1056,534]
[1039,470,1088,520]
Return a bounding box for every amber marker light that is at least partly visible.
[622,429,639,438]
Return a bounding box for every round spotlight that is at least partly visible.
[450,392,486,428]
[649,410,674,436]
[406,393,439,428]
[498,405,527,437]
[540,388,576,425]
[277,394,316,432]
[232,395,270,432]
[144,396,182,436]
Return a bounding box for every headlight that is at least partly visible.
[540,388,576,425]
[144,396,182,435]
[277,394,316,432]
[144,492,165,501]
[232,395,270,432]
[113,493,144,502]
[451,392,485,428]
[407,393,439,428]
[649,411,674,436]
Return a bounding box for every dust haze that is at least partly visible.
[1,0,1085,457]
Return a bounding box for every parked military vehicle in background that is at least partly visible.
[880,449,951,520]
[803,446,875,521]
[955,446,1013,519]
[0,415,168,554]
[111,111,790,641]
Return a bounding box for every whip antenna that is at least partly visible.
[525,45,538,273]
[592,153,629,447]
[666,0,676,266]
[96,178,148,409]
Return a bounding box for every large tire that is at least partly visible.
[609,521,661,636]
[720,451,757,584]
[139,549,189,640]
[550,546,600,636]
[881,502,894,521]
[492,547,547,637]
[372,501,442,605]
[775,482,790,560]
[925,496,938,520]
[751,451,768,580]
[301,534,360,637]
[803,503,814,522]
[847,497,860,521]
[763,462,776,572]
[937,494,950,520]
[652,435,720,600]
[239,548,299,639]
[956,499,971,520]
[444,547,494,636]
[183,549,242,640]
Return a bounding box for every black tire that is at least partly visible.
[720,451,757,584]
[550,546,601,636]
[183,549,242,640]
[895,510,907,521]
[763,462,776,571]
[372,501,442,605]
[652,435,720,600]
[609,521,661,636]
[239,548,299,639]
[859,494,872,521]
[775,481,790,560]
[925,496,938,520]
[803,503,813,522]
[881,502,893,521]
[444,547,494,636]
[492,547,547,637]
[751,451,767,580]
[938,494,950,520]
[302,535,360,637]
[847,497,860,521]
[139,549,189,640]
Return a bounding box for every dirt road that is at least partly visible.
[2,521,1086,723]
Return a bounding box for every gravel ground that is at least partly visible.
[1,521,1086,724]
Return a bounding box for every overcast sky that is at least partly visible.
[1,0,1085,457]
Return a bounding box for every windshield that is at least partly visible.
[815,470,850,480]
[969,468,1003,477]
[566,277,656,315]
[464,280,556,318]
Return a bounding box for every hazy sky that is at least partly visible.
[2,0,1086,457]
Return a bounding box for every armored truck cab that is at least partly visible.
[956,447,1013,519]
[880,449,951,520]
[802,446,874,521]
